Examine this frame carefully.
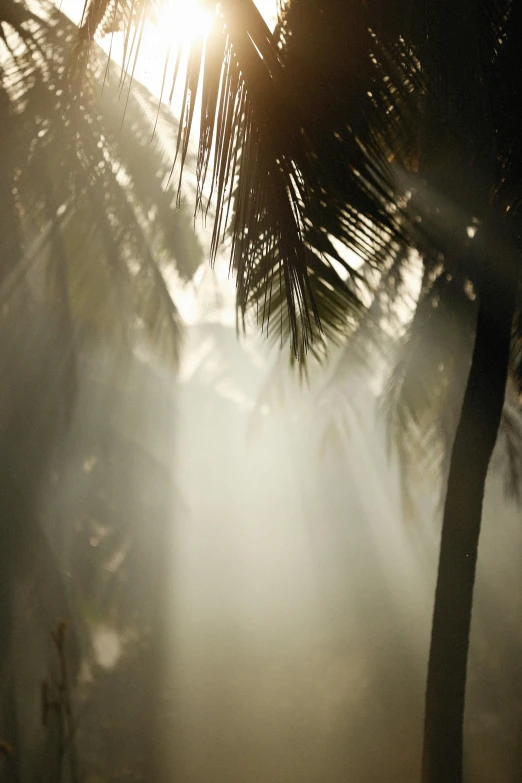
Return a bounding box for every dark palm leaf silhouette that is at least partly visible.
[78,0,421,355]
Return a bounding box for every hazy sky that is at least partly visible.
[58,0,278,119]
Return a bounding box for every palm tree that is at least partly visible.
[0,2,203,773]
[5,0,522,781]
[268,6,521,781]
[291,9,520,783]
[119,2,520,781]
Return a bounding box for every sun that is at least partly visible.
[154,0,215,47]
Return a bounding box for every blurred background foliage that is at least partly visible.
[0,1,200,779]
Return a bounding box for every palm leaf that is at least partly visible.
[1,0,204,366]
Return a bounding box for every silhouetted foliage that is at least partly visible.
[0,2,201,778]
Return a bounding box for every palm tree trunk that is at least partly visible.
[422,223,518,783]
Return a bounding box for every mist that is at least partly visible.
[1,1,522,782]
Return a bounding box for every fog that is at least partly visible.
[161,299,522,783]
[1,1,522,782]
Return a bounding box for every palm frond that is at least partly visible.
[1,0,203,366]
[377,266,476,513]
[242,245,367,365]
[63,0,522,489]
[496,391,522,503]
[76,0,413,354]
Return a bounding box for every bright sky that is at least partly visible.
[61,0,277,29]
[58,0,278,130]
[60,0,278,89]
[53,0,279,326]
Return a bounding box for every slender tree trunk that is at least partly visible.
[422,221,519,783]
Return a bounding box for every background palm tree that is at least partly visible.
[0,2,203,776]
